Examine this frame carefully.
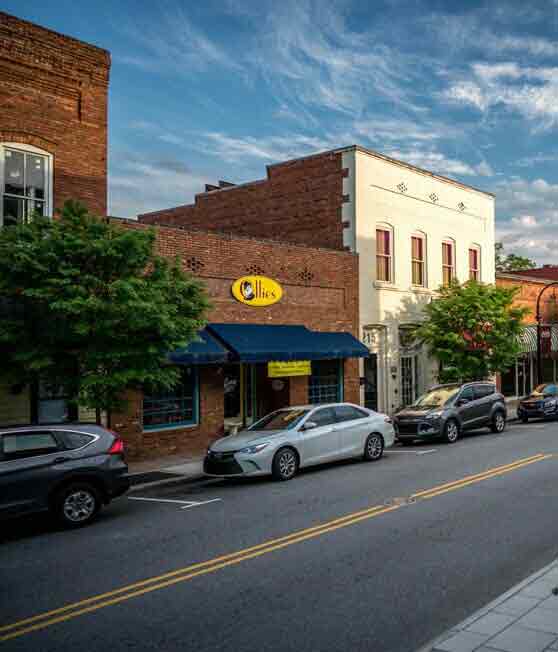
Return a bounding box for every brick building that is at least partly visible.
[496,270,558,398]
[112,222,365,460]
[0,11,110,223]
[0,12,110,425]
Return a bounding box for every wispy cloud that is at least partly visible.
[115,4,240,75]
[247,0,427,118]
[109,153,209,217]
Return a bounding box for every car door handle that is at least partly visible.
[53,457,70,464]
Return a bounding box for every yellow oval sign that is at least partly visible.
[231,276,283,307]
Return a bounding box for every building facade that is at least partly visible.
[0,12,110,423]
[112,223,364,460]
[140,146,496,414]
[497,270,558,398]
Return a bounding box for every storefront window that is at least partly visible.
[37,381,75,424]
[308,360,342,404]
[143,368,198,430]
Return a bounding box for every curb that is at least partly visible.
[128,472,207,492]
[415,558,558,652]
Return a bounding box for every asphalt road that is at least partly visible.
[2,420,558,652]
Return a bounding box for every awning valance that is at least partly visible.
[206,323,369,363]
[169,328,230,365]
[517,325,558,353]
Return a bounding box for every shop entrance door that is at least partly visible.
[400,355,419,408]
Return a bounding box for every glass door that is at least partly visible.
[400,355,419,407]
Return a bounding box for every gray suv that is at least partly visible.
[0,424,129,527]
[393,382,507,444]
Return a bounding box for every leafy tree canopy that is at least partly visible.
[415,280,528,383]
[0,201,210,415]
[495,242,536,272]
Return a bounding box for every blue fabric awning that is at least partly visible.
[169,328,230,365]
[207,323,369,362]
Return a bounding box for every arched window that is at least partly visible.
[376,223,394,283]
[469,244,481,281]
[0,143,53,227]
[442,237,456,285]
[411,231,427,287]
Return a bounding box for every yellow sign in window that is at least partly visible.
[268,361,311,378]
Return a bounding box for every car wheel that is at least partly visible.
[491,411,506,433]
[364,433,384,461]
[54,482,101,527]
[443,419,459,444]
[521,416,528,424]
[272,447,299,481]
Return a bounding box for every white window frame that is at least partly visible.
[0,143,53,227]
[468,244,481,282]
[411,231,427,288]
[442,237,456,286]
[376,223,394,284]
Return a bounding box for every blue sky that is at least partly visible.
[6,0,558,264]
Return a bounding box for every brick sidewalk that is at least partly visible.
[420,559,558,652]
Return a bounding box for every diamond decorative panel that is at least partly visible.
[429,192,438,203]
[397,182,408,193]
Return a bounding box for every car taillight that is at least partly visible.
[108,438,125,455]
[384,417,393,424]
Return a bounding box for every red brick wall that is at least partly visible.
[114,222,361,459]
[0,12,110,216]
[138,151,346,251]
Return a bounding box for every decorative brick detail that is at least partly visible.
[0,11,110,216]
[139,151,346,251]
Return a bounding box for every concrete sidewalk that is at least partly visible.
[420,559,558,652]
[127,454,205,488]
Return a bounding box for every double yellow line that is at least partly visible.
[0,452,551,643]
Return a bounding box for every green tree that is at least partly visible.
[415,281,528,383]
[0,201,209,421]
[495,242,536,272]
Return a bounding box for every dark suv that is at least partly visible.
[0,424,129,527]
[517,383,558,422]
[393,382,507,444]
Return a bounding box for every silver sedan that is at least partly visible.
[204,402,395,481]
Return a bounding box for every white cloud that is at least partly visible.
[443,62,558,129]
[495,176,558,264]
[201,131,343,163]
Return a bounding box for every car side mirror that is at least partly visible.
[302,421,317,431]
[456,398,470,407]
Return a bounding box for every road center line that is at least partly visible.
[0,452,552,643]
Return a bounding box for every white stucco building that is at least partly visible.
[341,147,495,414]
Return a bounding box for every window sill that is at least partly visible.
[143,422,199,434]
[373,281,398,290]
[410,286,432,294]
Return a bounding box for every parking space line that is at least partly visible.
[180,499,222,510]
[388,449,437,455]
[128,496,222,510]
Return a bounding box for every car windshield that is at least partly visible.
[248,408,310,431]
[531,384,558,396]
[413,387,460,408]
